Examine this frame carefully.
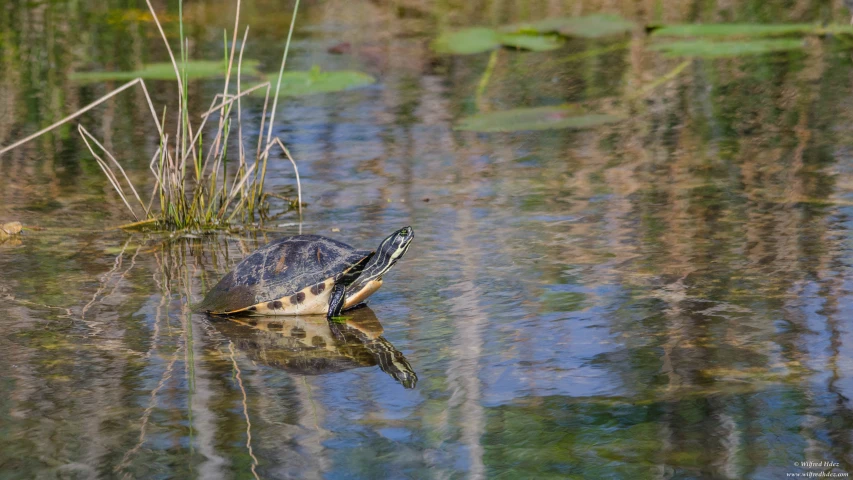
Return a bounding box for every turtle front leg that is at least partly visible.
[327,282,347,319]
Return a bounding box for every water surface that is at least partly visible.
[2,0,853,478]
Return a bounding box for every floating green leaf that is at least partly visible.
[431,27,501,55]
[455,105,623,132]
[652,23,853,38]
[258,66,375,96]
[650,39,804,58]
[499,33,562,51]
[504,14,635,38]
[70,60,261,82]
[431,28,561,54]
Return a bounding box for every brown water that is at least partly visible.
[3,0,853,478]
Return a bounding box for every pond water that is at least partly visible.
[3,0,853,478]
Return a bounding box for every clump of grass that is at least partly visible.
[0,0,303,231]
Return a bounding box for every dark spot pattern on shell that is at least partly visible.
[311,283,326,295]
[311,336,326,347]
[198,234,372,313]
[290,327,306,338]
[290,292,305,304]
[268,322,283,330]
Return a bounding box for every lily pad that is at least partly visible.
[499,33,563,51]
[431,27,501,55]
[260,66,375,96]
[650,39,804,58]
[455,105,623,132]
[504,14,635,38]
[431,28,561,54]
[652,23,853,38]
[70,60,261,82]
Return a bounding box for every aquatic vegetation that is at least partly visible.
[431,28,501,55]
[503,13,635,38]
[650,39,805,58]
[452,19,832,132]
[651,22,853,38]
[649,22,853,59]
[70,60,262,83]
[497,33,564,52]
[431,27,561,55]
[0,0,305,232]
[258,66,375,97]
[431,14,633,55]
[455,105,623,132]
[71,62,373,97]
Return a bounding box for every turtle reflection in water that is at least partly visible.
[198,227,414,318]
[210,307,417,388]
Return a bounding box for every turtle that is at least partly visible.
[198,226,413,319]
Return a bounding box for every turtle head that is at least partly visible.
[382,225,414,258]
[354,226,414,286]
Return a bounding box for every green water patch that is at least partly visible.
[650,39,804,58]
[503,14,635,38]
[652,23,853,38]
[256,66,376,96]
[70,60,261,82]
[431,28,561,54]
[455,105,623,132]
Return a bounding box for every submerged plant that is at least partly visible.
[0,0,303,231]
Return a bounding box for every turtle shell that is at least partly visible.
[198,235,372,315]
